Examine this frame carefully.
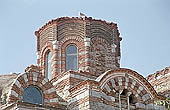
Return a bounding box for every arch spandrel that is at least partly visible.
[96,68,159,104]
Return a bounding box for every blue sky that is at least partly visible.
[0,0,170,77]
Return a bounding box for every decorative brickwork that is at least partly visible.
[0,16,166,110]
[7,71,59,107]
[67,68,162,110]
[35,17,121,80]
[97,68,158,105]
[39,42,54,78]
[59,36,83,73]
[51,70,96,101]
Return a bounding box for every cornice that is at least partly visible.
[35,16,119,37]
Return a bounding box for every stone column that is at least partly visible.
[127,92,132,110]
[119,89,123,110]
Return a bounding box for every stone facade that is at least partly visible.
[146,66,170,98]
[0,73,18,106]
[0,16,168,110]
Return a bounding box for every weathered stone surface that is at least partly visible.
[0,73,19,105]
[0,16,167,110]
[146,66,170,98]
[35,17,121,78]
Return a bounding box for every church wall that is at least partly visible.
[1,101,66,110]
[35,17,121,80]
[68,80,98,110]
[5,71,60,108]
[51,71,96,101]
[146,66,170,98]
[1,16,168,110]
[0,73,18,106]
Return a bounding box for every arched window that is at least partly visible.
[46,51,52,79]
[121,89,128,96]
[66,45,78,71]
[22,86,43,104]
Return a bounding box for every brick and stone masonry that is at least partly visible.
[35,17,121,79]
[0,16,168,110]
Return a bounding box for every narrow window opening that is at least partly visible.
[66,45,78,71]
[46,51,52,79]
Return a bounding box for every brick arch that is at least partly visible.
[40,42,54,77]
[40,42,54,58]
[58,36,84,72]
[61,39,80,50]
[97,68,158,104]
[101,76,144,104]
[58,36,83,49]
[7,72,59,107]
